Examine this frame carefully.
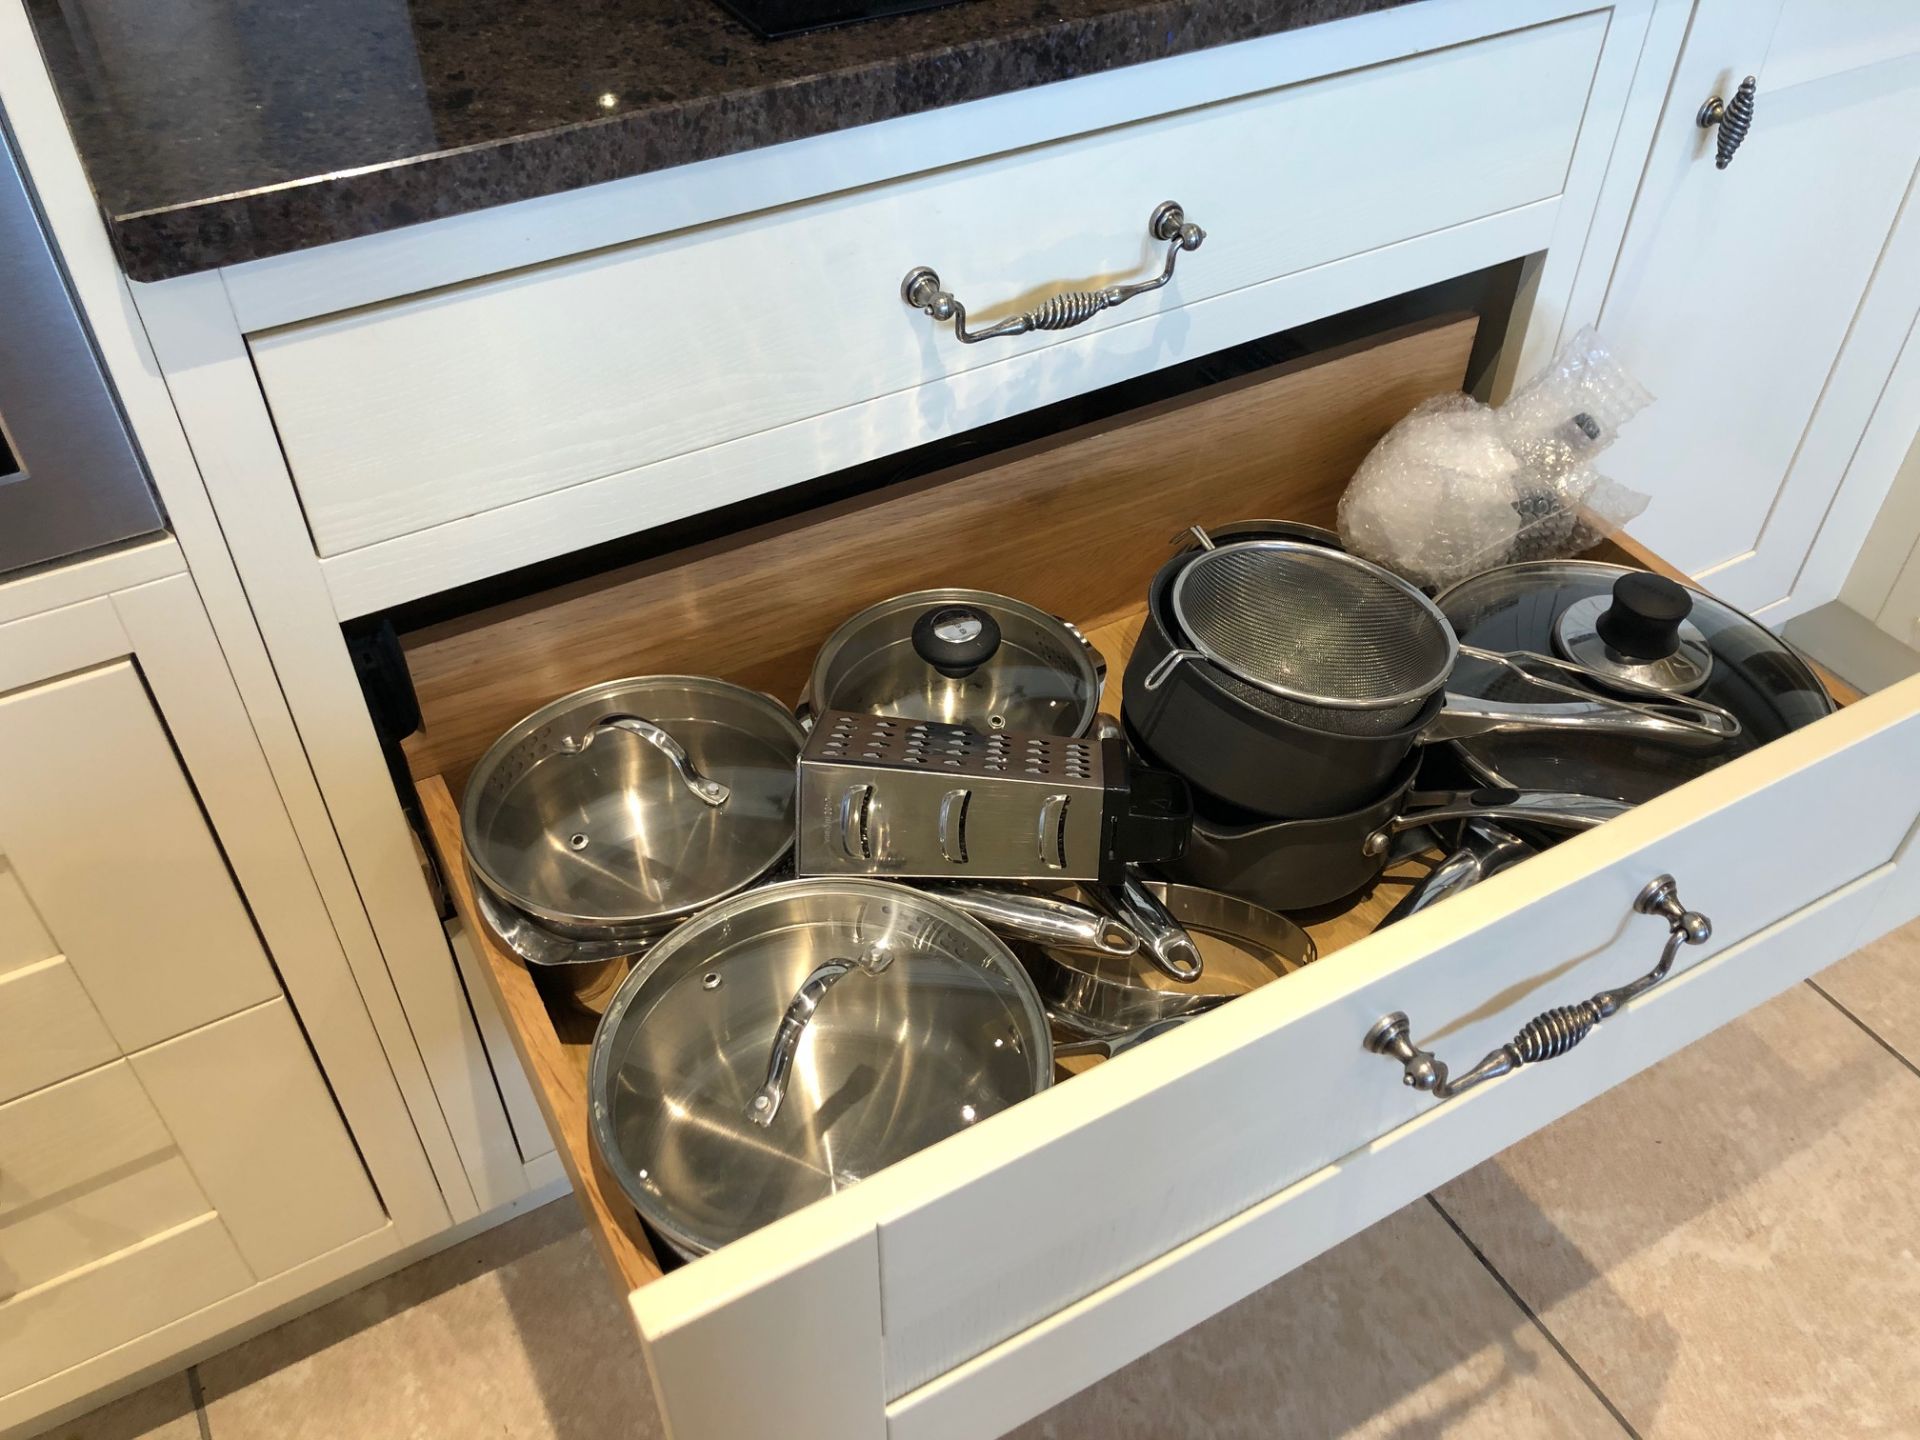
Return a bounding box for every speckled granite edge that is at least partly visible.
[108,0,1411,281]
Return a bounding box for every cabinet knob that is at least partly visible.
[1696,75,1757,169]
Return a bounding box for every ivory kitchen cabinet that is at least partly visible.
[0,546,445,1434]
[1591,0,1920,620]
[11,0,1920,1434]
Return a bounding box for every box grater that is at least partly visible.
[796,711,1189,882]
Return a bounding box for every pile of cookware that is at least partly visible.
[1123,522,1831,915]
[460,537,1832,1258]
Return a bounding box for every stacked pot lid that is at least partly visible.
[461,675,804,950]
[802,588,1103,737]
[1435,561,1833,804]
[588,879,1054,1258]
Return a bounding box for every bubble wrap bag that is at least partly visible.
[1338,327,1653,590]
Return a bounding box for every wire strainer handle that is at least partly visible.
[1425,648,1743,747]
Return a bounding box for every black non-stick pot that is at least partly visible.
[1123,548,1442,818]
[1143,730,1626,912]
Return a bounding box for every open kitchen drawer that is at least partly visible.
[405,319,1920,1439]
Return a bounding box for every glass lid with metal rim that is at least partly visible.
[805,589,1101,737]
[1435,561,1833,805]
[461,676,803,931]
[588,880,1053,1258]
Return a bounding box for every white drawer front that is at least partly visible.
[630,676,1920,1435]
[250,14,1605,559]
[888,863,1898,1440]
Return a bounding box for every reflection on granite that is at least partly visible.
[24,0,1419,280]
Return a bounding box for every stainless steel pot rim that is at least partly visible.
[1028,880,1314,1036]
[587,877,1051,1257]
[469,867,673,966]
[1166,541,1461,711]
[803,587,1102,735]
[460,674,804,929]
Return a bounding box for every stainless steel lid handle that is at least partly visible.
[560,713,732,806]
[748,947,895,1127]
[1364,875,1711,1102]
[902,202,1205,345]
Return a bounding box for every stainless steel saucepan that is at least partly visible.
[587,878,1209,1258]
[462,675,805,940]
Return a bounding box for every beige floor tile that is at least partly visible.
[1812,914,1920,1068]
[1436,982,1920,1439]
[37,1372,200,1440]
[196,1198,660,1440]
[1008,1200,1625,1440]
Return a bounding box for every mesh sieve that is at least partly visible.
[1169,542,1458,713]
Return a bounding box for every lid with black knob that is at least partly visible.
[911,604,1003,679]
[804,588,1103,737]
[1433,560,1833,806]
[1553,571,1714,695]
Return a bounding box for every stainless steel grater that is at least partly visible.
[796,711,1189,881]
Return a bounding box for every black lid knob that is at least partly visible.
[911,605,1002,679]
[1595,573,1692,661]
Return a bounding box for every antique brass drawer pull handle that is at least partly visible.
[901,201,1206,345]
[1364,875,1711,1103]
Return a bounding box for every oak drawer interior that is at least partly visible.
[395,310,1861,1304]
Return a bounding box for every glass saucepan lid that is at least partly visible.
[588,879,1053,1258]
[1435,561,1833,804]
[803,589,1103,736]
[462,675,803,936]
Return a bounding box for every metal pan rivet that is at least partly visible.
[569,833,590,850]
[702,972,723,990]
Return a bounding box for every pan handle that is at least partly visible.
[1087,876,1204,981]
[1379,823,1533,926]
[1053,1016,1192,1060]
[559,713,732,806]
[1427,649,1742,748]
[927,885,1140,957]
[1364,875,1710,1102]
[748,946,896,1126]
[1361,790,1629,856]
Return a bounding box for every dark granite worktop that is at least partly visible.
[25,0,1416,282]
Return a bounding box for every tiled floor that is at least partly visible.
[48,920,1920,1440]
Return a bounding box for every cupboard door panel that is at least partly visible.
[0,1062,177,1220]
[0,958,117,1103]
[0,662,279,1051]
[1597,3,1920,612]
[0,1213,250,1396]
[130,1000,387,1279]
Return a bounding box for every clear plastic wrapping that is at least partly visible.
[1337,327,1652,590]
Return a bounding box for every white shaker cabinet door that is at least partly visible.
[1595,0,1920,616]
